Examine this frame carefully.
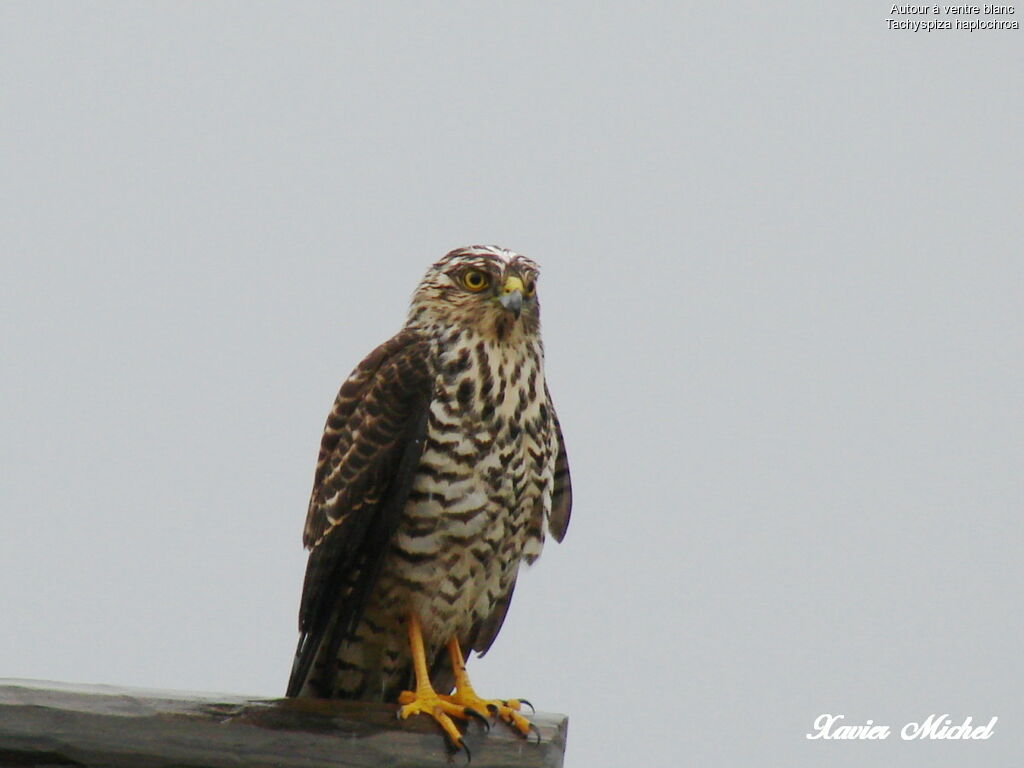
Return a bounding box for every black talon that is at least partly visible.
[528,721,542,745]
[463,706,491,732]
[446,737,472,765]
[517,698,535,714]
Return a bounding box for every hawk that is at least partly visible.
[287,246,572,749]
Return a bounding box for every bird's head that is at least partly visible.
[407,246,542,342]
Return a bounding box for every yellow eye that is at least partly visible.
[462,269,489,292]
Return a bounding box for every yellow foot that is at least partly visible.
[452,690,533,738]
[398,690,534,739]
[397,688,474,747]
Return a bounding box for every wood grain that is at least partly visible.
[0,679,568,768]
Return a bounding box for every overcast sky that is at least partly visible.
[2,3,1021,767]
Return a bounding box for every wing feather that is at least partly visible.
[287,330,433,697]
[472,390,571,657]
[302,331,428,548]
[547,396,572,542]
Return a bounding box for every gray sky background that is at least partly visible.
[2,3,1021,767]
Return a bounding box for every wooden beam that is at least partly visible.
[0,679,568,768]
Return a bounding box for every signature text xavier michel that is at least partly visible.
[807,713,997,740]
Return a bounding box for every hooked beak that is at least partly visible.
[498,275,524,318]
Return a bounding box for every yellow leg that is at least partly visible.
[396,614,471,747]
[399,636,534,738]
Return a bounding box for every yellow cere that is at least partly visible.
[501,275,525,295]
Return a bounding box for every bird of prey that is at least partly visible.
[287,246,572,749]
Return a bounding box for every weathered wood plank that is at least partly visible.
[0,679,567,768]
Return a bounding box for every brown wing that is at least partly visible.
[287,329,434,697]
[471,391,572,657]
[547,399,572,543]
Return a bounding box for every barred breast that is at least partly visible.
[326,328,557,700]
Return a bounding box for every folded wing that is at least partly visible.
[287,330,433,697]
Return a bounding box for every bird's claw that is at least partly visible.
[446,736,472,764]
[398,690,470,748]
[527,721,542,744]
[463,705,491,732]
[509,697,534,714]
